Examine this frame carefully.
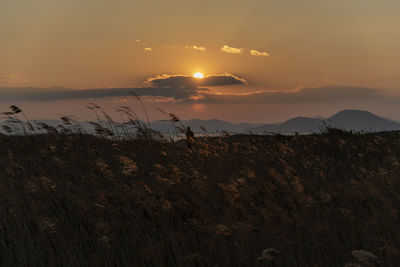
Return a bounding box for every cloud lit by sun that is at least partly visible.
[193,72,204,79]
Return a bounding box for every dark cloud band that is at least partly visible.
[0,87,201,102]
[147,73,246,87]
[0,85,382,105]
[0,87,138,102]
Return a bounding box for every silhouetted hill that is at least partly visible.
[247,109,400,133]
[249,117,324,133]
[328,109,400,131]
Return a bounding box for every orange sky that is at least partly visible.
[1,0,400,122]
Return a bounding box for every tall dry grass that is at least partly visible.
[0,104,399,266]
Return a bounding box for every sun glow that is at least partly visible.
[193,72,204,79]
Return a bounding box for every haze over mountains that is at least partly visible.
[1,110,399,134]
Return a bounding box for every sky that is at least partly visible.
[1,0,400,123]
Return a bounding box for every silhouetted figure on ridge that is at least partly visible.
[186,126,194,150]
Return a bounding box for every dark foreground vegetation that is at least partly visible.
[1,129,400,266]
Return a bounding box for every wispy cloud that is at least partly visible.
[185,45,207,51]
[136,39,147,45]
[221,45,243,54]
[197,86,381,104]
[250,49,270,57]
[136,39,152,51]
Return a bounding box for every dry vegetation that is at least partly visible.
[0,105,398,266]
[0,128,399,266]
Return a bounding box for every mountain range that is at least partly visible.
[246,109,400,133]
[1,109,399,134]
[150,109,400,134]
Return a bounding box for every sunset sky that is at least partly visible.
[1,0,400,123]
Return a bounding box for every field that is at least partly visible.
[0,129,399,266]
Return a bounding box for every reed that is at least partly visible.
[0,104,399,266]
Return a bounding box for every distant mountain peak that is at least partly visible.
[328,109,393,122]
[331,109,374,116]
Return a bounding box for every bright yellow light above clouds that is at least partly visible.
[193,72,204,79]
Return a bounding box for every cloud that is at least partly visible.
[221,45,243,54]
[136,39,151,51]
[201,74,246,86]
[0,87,137,102]
[146,73,246,87]
[250,49,270,57]
[197,86,381,104]
[132,86,202,99]
[0,85,384,107]
[136,39,147,45]
[0,73,245,102]
[0,86,202,102]
[185,45,207,51]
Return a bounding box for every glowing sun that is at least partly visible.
[193,72,204,79]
